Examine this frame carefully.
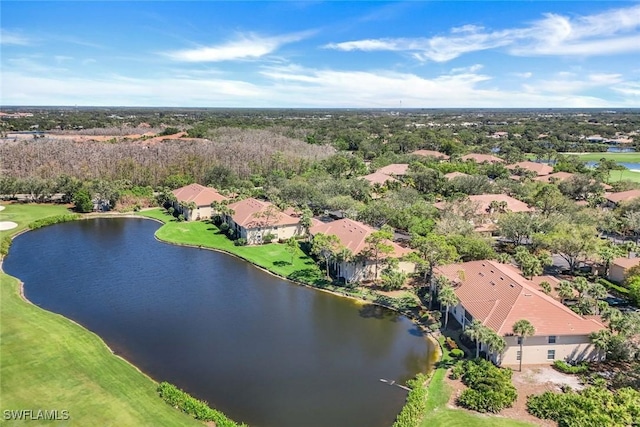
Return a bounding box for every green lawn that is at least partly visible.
[420,338,533,427]
[0,203,203,426]
[0,203,71,240]
[573,152,640,162]
[137,209,326,285]
[607,169,640,183]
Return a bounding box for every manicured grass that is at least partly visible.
[420,337,533,427]
[607,169,640,183]
[137,209,326,285]
[0,204,202,426]
[0,203,71,240]
[573,152,640,162]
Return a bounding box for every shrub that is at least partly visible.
[553,360,589,374]
[445,337,458,350]
[527,385,640,426]
[392,373,428,427]
[234,238,247,246]
[598,278,630,295]
[159,127,181,136]
[394,294,418,311]
[455,359,517,413]
[381,270,407,291]
[1,236,12,257]
[219,222,230,233]
[451,349,465,358]
[157,382,245,427]
[262,232,276,243]
[28,214,81,230]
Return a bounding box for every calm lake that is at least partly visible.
[4,218,436,427]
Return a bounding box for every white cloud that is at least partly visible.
[164,31,312,62]
[2,63,636,108]
[512,72,533,79]
[1,29,31,46]
[612,82,640,97]
[324,4,640,61]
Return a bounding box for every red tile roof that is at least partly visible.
[435,260,603,336]
[172,183,227,207]
[360,171,399,185]
[611,256,640,270]
[461,153,504,163]
[604,189,640,204]
[534,171,575,183]
[376,163,409,176]
[309,218,411,258]
[227,198,299,228]
[412,150,450,160]
[444,171,469,180]
[507,161,553,176]
[434,194,532,215]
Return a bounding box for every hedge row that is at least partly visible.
[157,382,246,427]
[597,278,630,295]
[28,214,81,230]
[0,236,12,257]
[552,360,589,374]
[392,373,429,427]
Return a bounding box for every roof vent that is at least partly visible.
[479,272,484,276]
[509,284,515,288]
[490,270,494,273]
[482,263,486,267]
[500,277,504,280]
[490,281,495,286]
[524,293,532,297]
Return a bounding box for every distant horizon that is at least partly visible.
[1,2,639,107]
[2,106,640,112]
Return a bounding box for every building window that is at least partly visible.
[548,336,557,344]
[516,351,521,361]
[547,350,556,360]
[517,337,522,345]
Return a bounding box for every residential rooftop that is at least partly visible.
[435,260,604,336]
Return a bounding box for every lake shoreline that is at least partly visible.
[4,211,439,426]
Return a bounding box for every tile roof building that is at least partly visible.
[460,153,504,164]
[376,163,410,176]
[604,189,640,206]
[360,171,399,186]
[435,261,604,366]
[411,149,450,160]
[608,256,640,283]
[507,161,554,177]
[309,218,414,283]
[172,183,228,221]
[225,198,303,245]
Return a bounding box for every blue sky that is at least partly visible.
[1,1,640,107]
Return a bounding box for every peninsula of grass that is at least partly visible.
[419,337,533,427]
[0,204,203,427]
[138,209,327,286]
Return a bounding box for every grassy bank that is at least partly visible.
[138,209,326,285]
[0,203,202,426]
[419,337,533,427]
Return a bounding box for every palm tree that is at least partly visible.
[601,306,623,332]
[486,331,507,364]
[438,285,459,330]
[512,319,535,372]
[589,329,611,360]
[556,280,574,304]
[572,277,589,300]
[463,320,488,359]
[539,281,552,295]
[588,283,607,314]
